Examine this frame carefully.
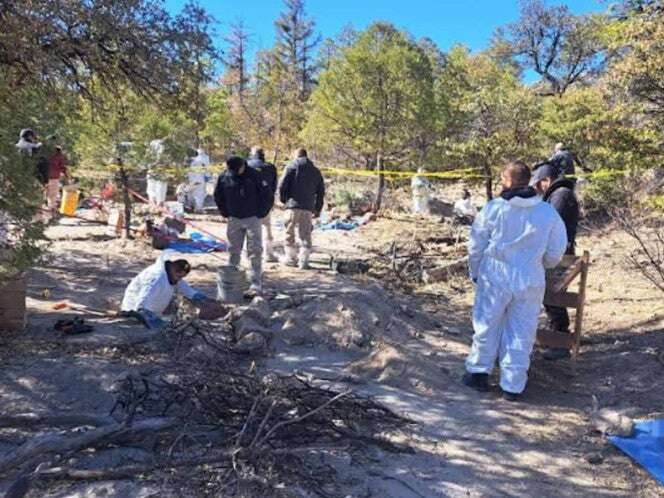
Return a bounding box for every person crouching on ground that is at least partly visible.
[214,155,272,295]
[464,161,568,401]
[247,146,278,262]
[531,162,580,361]
[121,254,208,329]
[278,148,325,269]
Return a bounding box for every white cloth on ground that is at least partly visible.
[121,251,197,315]
[465,194,568,394]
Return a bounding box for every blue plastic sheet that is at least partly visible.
[167,231,227,253]
[320,220,359,231]
[609,419,664,486]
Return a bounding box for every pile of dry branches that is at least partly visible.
[1,318,410,498]
[366,228,468,289]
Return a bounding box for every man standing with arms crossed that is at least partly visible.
[464,161,568,401]
[247,146,278,262]
[279,148,325,270]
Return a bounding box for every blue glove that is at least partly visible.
[191,292,208,305]
[139,309,166,330]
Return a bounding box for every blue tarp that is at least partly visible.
[320,219,359,231]
[609,419,664,486]
[167,232,227,253]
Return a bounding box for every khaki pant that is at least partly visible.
[261,212,273,244]
[284,208,313,250]
[46,179,60,212]
[227,216,262,288]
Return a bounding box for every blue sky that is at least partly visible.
[165,0,608,63]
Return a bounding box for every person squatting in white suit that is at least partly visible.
[121,251,207,329]
[464,161,568,400]
[189,148,210,212]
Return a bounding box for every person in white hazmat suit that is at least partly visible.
[411,167,432,214]
[188,148,210,213]
[146,139,168,206]
[121,252,208,329]
[464,161,568,401]
[454,189,476,218]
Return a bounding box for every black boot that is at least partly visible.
[462,373,489,392]
[502,390,521,402]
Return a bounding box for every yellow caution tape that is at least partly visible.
[71,164,628,181]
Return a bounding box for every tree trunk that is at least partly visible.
[373,155,385,214]
[483,162,493,201]
[119,165,132,239]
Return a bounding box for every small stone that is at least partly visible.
[234,332,267,354]
[586,453,604,465]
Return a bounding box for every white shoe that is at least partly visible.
[264,241,278,262]
[298,248,311,270]
[281,246,298,267]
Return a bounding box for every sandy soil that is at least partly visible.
[1,204,663,497]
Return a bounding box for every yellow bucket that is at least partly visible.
[59,185,80,216]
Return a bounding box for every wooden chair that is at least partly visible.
[537,251,590,360]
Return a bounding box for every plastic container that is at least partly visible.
[59,185,80,216]
[216,266,248,304]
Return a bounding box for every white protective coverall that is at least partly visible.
[411,171,431,214]
[147,139,168,205]
[188,149,210,211]
[121,252,197,315]
[465,193,568,394]
[454,197,475,218]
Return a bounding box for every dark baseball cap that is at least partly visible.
[530,162,560,186]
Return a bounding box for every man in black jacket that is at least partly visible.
[278,148,325,269]
[247,146,278,262]
[214,156,272,294]
[531,163,580,360]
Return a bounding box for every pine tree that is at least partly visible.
[274,0,321,99]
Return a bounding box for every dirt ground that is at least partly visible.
[1,197,663,497]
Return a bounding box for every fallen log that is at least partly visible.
[0,413,116,429]
[0,417,176,475]
[421,257,468,284]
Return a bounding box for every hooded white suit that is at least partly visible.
[146,139,168,205]
[465,192,568,394]
[411,172,431,214]
[121,252,197,315]
[189,149,210,211]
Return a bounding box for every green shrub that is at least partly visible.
[0,143,47,276]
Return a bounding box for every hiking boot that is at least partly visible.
[542,347,571,361]
[462,373,489,392]
[502,390,521,402]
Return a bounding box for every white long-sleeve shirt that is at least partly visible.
[121,255,197,315]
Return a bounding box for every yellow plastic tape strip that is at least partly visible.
[71,165,627,181]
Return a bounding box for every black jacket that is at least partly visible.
[279,157,325,215]
[247,157,278,195]
[543,178,579,251]
[214,166,271,219]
